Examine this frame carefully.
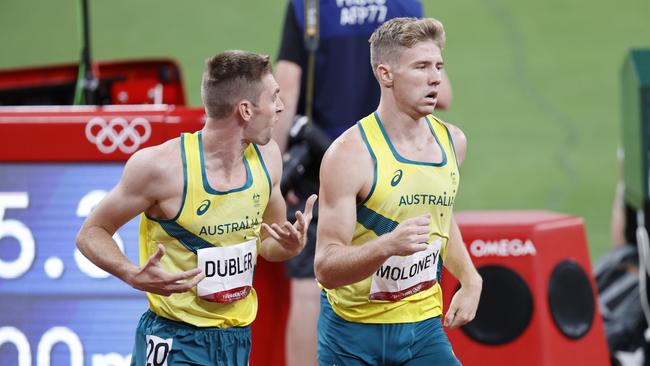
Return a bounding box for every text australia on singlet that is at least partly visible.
[198,215,260,236]
[398,192,455,207]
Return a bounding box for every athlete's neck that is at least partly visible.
[375,103,430,144]
[201,117,249,176]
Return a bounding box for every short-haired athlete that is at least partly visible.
[315,18,481,365]
[76,50,317,366]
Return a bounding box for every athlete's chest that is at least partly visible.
[390,136,446,164]
[182,191,267,242]
[378,164,458,209]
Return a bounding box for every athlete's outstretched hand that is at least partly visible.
[444,283,481,328]
[127,244,205,296]
[262,194,318,255]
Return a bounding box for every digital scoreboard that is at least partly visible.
[0,106,289,366]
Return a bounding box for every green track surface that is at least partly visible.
[2,0,649,259]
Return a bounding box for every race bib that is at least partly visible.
[197,239,257,303]
[369,239,442,301]
[145,335,173,366]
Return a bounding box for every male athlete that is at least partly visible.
[77,50,316,365]
[315,18,481,365]
[274,2,452,364]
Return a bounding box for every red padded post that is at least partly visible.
[442,211,609,365]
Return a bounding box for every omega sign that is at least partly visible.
[85,117,152,154]
[469,239,537,258]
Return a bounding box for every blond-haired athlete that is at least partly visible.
[315,18,481,365]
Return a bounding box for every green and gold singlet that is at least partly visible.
[139,131,271,328]
[324,112,459,324]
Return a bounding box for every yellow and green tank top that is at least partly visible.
[324,112,460,324]
[139,131,271,328]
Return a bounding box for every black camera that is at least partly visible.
[281,115,332,195]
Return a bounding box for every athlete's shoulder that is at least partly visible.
[320,124,373,192]
[123,137,182,186]
[255,138,280,157]
[254,139,282,183]
[429,115,467,166]
[132,136,181,164]
[326,123,368,162]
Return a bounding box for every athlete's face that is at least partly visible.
[245,73,284,145]
[391,40,443,118]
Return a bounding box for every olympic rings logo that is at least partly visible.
[85,117,152,154]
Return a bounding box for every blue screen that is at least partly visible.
[0,164,146,366]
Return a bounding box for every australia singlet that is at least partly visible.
[139,131,271,328]
[324,112,459,324]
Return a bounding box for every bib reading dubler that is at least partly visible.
[197,239,257,303]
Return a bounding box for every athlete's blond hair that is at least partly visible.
[369,17,445,72]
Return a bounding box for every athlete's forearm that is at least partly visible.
[259,237,301,262]
[314,236,392,289]
[445,250,481,290]
[76,225,139,284]
[444,219,481,289]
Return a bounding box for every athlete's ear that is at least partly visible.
[376,63,393,88]
[237,100,254,122]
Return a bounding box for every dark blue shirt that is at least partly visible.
[278,0,423,138]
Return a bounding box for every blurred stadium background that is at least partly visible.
[2,0,648,259]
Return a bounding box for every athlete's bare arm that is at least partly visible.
[314,128,431,289]
[76,140,203,296]
[273,60,302,152]
[257,140,317,261]
[439,123,482,328]
[443,216,481,328]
